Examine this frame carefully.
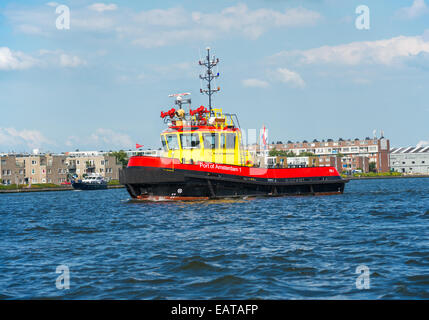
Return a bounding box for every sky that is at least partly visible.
[1,0,429,153]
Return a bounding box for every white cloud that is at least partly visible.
[396,0,429,19]
[0,49,87,70]
[417,139,429,147]
[66,129,133,149]
[191,4,321,40]
[0,47,37,70]
[59,54,87,67]
[5,4,321,47]
[0,127,52,149]
[88,3,118,12]
[134,7,188,27]
[272,68,305,88]
[242,78,269,88]
[89,128,133,149]
[46,2,59,7]
[273,34,429,66]
[132,29,216,48]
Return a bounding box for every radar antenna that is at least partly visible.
[168,92,191,107]
[199,47,220,115]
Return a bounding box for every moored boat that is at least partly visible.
[72,173,108,190]
[120,48,348,200]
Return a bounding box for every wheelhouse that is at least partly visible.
[160,108,251,166]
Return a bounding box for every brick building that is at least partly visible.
[248,136,390,173]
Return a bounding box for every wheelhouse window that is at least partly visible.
[202,133,219,149]
[221,133,236,149]
[166,134,179,150]
[161,135,168,151]
[180,133,200,149]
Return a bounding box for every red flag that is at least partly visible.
[136,143,143,149]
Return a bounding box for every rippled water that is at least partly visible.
[0,178,428,299]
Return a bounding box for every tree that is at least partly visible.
[369,162,377,173]
[298,152,314,157]
[269,148,296,157]
[110,150,129,168]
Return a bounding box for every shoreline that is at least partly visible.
[2,175,428,193]
[347,174,429,180]
[0,184,125,194]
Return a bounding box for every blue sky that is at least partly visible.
[1,0,429,153]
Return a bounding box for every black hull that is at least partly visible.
[72,182,108,190]
[120,167,348,200]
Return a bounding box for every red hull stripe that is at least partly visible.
[127,156,341,179]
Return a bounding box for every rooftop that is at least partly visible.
[390,146,429,154]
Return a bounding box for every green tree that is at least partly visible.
[110,150,129,168]
[298,152,315,157]
[369,162,377,173]
[268,149,296,157]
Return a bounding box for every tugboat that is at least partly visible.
[72,173,108,190]
[120,48,349,200]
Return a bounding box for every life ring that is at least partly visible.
[199,119,207,125]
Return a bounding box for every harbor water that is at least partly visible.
[0,178,428,299]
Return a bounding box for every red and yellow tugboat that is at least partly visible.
[120,48,349,201]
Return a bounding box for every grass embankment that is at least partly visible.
[341,172,402,178]
[108,180,121,186]
[0,183,69,190]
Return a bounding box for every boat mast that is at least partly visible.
[199,47,219,115]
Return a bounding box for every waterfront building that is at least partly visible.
[390,146,429,174]
[15,154,68,184]
[65,153,122,181]
[248,136,390,173]
[1,151,123,185]
[0,155,26,185]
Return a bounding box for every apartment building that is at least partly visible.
[1,151,122,185]
[0,155,25,185]
[248,136,389,173]
[15,154,68,184]
[65,152,122,180]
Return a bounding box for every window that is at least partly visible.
[180,133,200,149]
[203,133,219,149]
[166,134,179,150]
[32,160,37,165]
[47,169,51,174]
[161,135,168,151]
[221,133,236,149]
[101,160,105,165]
